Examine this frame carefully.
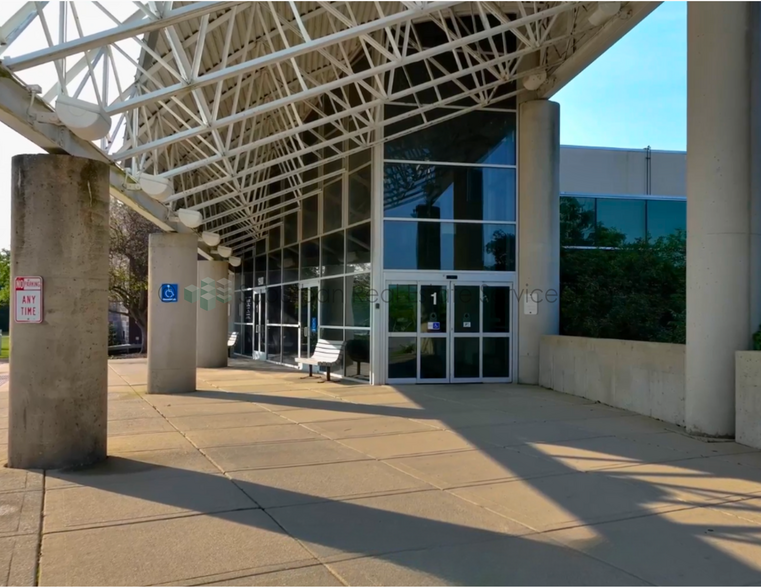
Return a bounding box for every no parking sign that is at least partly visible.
[14,276,43,324]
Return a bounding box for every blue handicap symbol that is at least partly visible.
[159,283,178,303]
[311,317,318,333]
[432,322,441,331]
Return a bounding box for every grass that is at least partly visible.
[1,335,9,359]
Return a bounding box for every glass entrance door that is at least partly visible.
[299,283,319,362]
[386,280,512,383]
[252,288,266,359]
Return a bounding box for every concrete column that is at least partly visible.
[686,2,754,436]
[148,233,197,393]
[517,100,560,384]
[9,154,109,469]
[196,260,229,368]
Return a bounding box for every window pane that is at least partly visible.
[420,338,447,379]
[387,284,417,333]
[244,325,253,356]
[483,286,510,333]
[388,337,417,379]
[345,273,370,327]
[383,221,515,271]
[267,326,281,362]
[560,197,596,247]
[346,222,371,273]
[282,284,299,325]
[647,200,686,241]
[319,277,344,326]
[243,255,253,288]
[255,239,266,256]
[454,338,479,378]
[268,251,281,285]
[300,239,320,280]
[384,107,516,165]
[266,286,281,324]
[384,164,515,222]
[282,245,299,283]
[268,226,281,250]
[483,337,510,377]
[323,179,343,233]
[302,194,318,239]
[597,199,646,245]
[345,330,370,381]
[318,328,344,376]
[281,327,299,366]
[349,148,371,171]
[255,255,266,287]
[321,231,345,276]
[348,165,371,224]
[284,212,298,245]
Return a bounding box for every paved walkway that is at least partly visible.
[4,358,761,585]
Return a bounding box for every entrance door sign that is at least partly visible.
[159,283,178,302]
[14,276,43,323]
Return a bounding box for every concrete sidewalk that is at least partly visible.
[4,358,761,585]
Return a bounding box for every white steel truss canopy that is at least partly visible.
[0,1,658,252]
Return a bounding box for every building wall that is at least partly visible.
[540,335,685,426]
[560,146,686,197]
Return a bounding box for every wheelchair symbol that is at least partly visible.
[159,283,178,303]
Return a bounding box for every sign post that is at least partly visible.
[14,276,43,324]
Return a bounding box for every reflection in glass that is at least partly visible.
[266,286,281,324]
[387,285,417,333]
[420,338,447,379]
[282,245,299,283]
[384,164,515,222]
[345,330,370,381]
[320,277,344,326]
[597,199,646,244]
[267,326,281,362]
[349,165,372,224]
[302,194,318,240]
[282,284,299,325]
[268,251,281,285]
[244,325,253,356]
[483,337,509,377]
[321,231,345,276]
[388,337,417,379]
[319,328,344,376]
[243,255,253,288]
[384,107,516,165]
[560,197,596,247]
[454,338,479,378]
[346,222,371,273]
[323,179,343,233]
[255,255,266,287]
[268,225,281,250]
[300,239,320,280]
[647,200,686,241]
[346,274,370,327]
[483,286,510,333]
[383,222,515,271]
[420,285,447,333]
[281,327,299,366]
[284,212,298,245]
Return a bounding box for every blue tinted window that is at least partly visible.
[647,200,686,240]
[384,164,515,221]
[560,197,596,247]
[597,199,646,244]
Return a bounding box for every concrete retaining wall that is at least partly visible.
[539,335,685,426]
[736,351,761,449]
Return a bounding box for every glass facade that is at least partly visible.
[561,195,686,247]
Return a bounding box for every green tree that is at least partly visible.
[109,201,158,353]
[0,248,9,308]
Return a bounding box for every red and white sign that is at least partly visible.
[14,276,43,324]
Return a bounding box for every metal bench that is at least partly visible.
[227,332,238,357]
[296,339,344,381]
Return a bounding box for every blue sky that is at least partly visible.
[0,2,687,249]
[555,1,686,151]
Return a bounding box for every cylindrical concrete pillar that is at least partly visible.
[517,100,560,384]
[9,154,110,469]
[196,260,229,368]
[148,233,197,393]
[686,2,753,436]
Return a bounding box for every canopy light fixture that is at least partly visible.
[138,174,173,202]
[216,245,232,258]
[588,1,620,26]
[201,231,220,247]
[228,256,241,267]
[177,208,203,229]
[55,95,110,141]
